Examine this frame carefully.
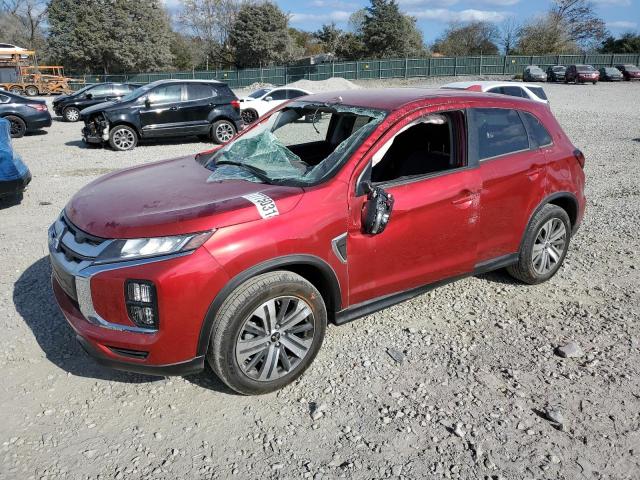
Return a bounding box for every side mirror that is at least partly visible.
[85,93,93,99]
[361,182,394,235]
[144,97,151,108]
[264,96,273,102]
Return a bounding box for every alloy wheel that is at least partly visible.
[235,296,315,382]
[112,128,135,150]
[241,110,258,124]
[9,119,25,137]
[532,218,567,275]
[215,122,235,143]
[65,108,80,122]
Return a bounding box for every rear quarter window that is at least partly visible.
[213,84,236,100]
[527,87,547,100]
[521,112,553,147]
[468,108,530,162]
[187,84,217,101]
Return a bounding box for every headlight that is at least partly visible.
[94,231,214,265]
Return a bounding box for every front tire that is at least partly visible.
[241,109,259,124]
[5,115,27,138]
[108,125,138,151]
[207,271,327,395]
[63,106,81,122]
[211,119,236,144]
[507,204,571,285]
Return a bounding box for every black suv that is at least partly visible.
[80,80,242,151]
[53,83,139,122]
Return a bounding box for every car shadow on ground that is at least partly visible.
[14,256,160,383]
[474,269,521,285]
[14,256,238,394]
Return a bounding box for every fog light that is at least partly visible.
[125,280,158,329]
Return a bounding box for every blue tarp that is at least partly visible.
[0,117,30,181]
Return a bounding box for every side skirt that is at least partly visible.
[334,253,518,326]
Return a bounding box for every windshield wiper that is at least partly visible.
[214,160,273,184]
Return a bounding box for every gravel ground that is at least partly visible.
[1,78,640,480]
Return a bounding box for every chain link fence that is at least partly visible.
[70,53,640,90]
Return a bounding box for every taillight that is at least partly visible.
[231,99,240,111]
[573,149,585,169]
[27,103,48,112]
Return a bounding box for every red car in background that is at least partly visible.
[615,64,640,81]
[49,88,586,394]
[565,64,600,84]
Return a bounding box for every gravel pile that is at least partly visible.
[1,80,639,479]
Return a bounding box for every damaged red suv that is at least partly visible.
[49,89,586,394]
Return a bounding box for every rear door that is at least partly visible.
[139,83,184,137]
[470,107,549,262]
[179,83,218,135]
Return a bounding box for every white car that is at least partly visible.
[441,81,549,105]
[240,87,311,124]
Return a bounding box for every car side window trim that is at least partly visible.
[518,110,554,149]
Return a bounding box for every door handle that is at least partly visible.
[169,106,179,111]
[527,165,543,180]
[451,190,477,207]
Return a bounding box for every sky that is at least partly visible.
[277,0,639,42]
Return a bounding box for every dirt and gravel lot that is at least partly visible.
[1,78,639,480]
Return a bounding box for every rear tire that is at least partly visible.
[207,271,327,395]
[63,106,81,122]
[211,119,236,144]
[241,109,258,124]
[507,204,571,285]
[9,86,23,95]
[108,125,138,151]
[25,86,39,96]
[5,115,27,138]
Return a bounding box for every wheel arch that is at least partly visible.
[527,192,579,237]
[109,119,141,137]
[196,254,342,357]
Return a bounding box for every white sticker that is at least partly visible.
[243,193,280,219]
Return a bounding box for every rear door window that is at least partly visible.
[468,108,530,162]
[287,90,307,99]
[500,86,526,98]
[89,84,113,97]
[187,83,216,101]
[521,112,553,147]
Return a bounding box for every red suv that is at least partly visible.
[565,64,599,84]
[49,89,586,394]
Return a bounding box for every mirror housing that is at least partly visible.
[362,183,394,235]
[264,96,273,102]
[144,97,151,108]
[85,93,93,99]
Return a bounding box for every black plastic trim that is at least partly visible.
[529,191,580,235]
[77,335,204,376]
[196,254,342,356]
[334,253,520,326]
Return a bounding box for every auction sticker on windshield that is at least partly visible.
[242,193,280,218]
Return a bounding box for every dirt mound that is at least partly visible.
[286,77,360,93]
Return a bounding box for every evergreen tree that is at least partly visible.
[362,0,424,58]
[47,0,173,73]
[229,2,293,67]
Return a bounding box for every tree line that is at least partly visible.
[0,0,638,75]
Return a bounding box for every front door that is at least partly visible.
[139,83,184,137]
[346,108,481,306]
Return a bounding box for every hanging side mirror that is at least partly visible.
[144,97,151,108]
[361,182,394,235]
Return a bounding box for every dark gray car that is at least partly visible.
[524,65,547,82]
[0,90,52,138]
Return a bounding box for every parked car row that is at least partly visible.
[522,63,640,85]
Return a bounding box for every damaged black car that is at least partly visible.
[80,80,242,151]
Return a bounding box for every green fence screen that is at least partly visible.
[71,53,640,90]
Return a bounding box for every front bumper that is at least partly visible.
[48,214,229,375]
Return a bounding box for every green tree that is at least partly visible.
[315,23,342,54]
[600,32,640,53]
[362,0,425,58]
[47,0,173,74]
[335,32,366,60]
[229,1,294,67]
[432,21,499,56]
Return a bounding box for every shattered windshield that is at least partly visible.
[201,102,386,187]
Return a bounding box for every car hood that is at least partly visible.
[53,93,73,104]
[65,155,304,239]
